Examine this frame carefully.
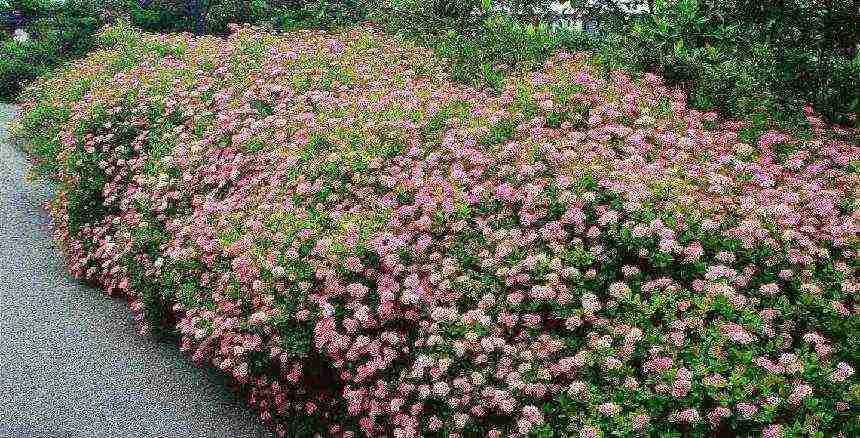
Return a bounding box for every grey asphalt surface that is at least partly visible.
[0,104,274,438]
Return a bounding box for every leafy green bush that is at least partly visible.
[125,0,198,33]
[615,0,860,128]
[374,10,595,90]
[127,0,270,34]
[126,0,367,34]
[270,0,368,31]
[0,38,50,101]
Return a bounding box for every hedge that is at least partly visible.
[15,22,860,437]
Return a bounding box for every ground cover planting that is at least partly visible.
[15,22,860,437]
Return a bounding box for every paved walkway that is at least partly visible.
[0,104,273,438]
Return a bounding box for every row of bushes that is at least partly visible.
[603,0,858,129]
[15,22,859,436]
[126,0,366,35]
[2,0,858,128]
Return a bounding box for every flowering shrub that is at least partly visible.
[17,22,860,437]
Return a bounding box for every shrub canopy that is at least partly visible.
[17,23,860,437]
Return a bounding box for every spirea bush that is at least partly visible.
[16,22,860,437]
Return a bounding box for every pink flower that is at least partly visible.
[347,283,369,299]
[579,426,599,438]
[736,402,758,418]
[722,323,755,344]
[517,418,532,434]
[788,383,812,405]
[830,362,855,383]
[581,293,601,313]
[707,406,731,425]
[522,405,543,424]
[598,402,621,417]
[762,424,780,438]
[344,256,364,273]
[248,310,268,325]
[506,292,524,306]
[674,408,700,423]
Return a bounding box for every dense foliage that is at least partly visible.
[0,0,109,101]
[378,0,860,128]
[17,24,859,437]
[619,0,860,127]
[3,0,856,127]
[0,0,366,102]
[125,0,366,34]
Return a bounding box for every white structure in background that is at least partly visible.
[491,1,649,33]
[487,1,587,33]
[12,28,29,43]
[548,1,598,33]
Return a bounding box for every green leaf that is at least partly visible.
[674,39,686,58]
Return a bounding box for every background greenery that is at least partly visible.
[374,0,859,128]
[2,0,858,127]
[0,0,109,101]
[0,0,369,101]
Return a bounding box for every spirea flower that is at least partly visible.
[21,23,859,438]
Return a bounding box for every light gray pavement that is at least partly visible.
[0,103,274,438]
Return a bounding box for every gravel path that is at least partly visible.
[0,104,274,438]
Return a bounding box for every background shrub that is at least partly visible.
[0,0,368,102]
[127,0,270,34]
[125,0,367,34]
[270,0,368,31]
[0,0,108,101]
[374,0,860,127]
[616,0,860,127]
[2,0,856,126]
